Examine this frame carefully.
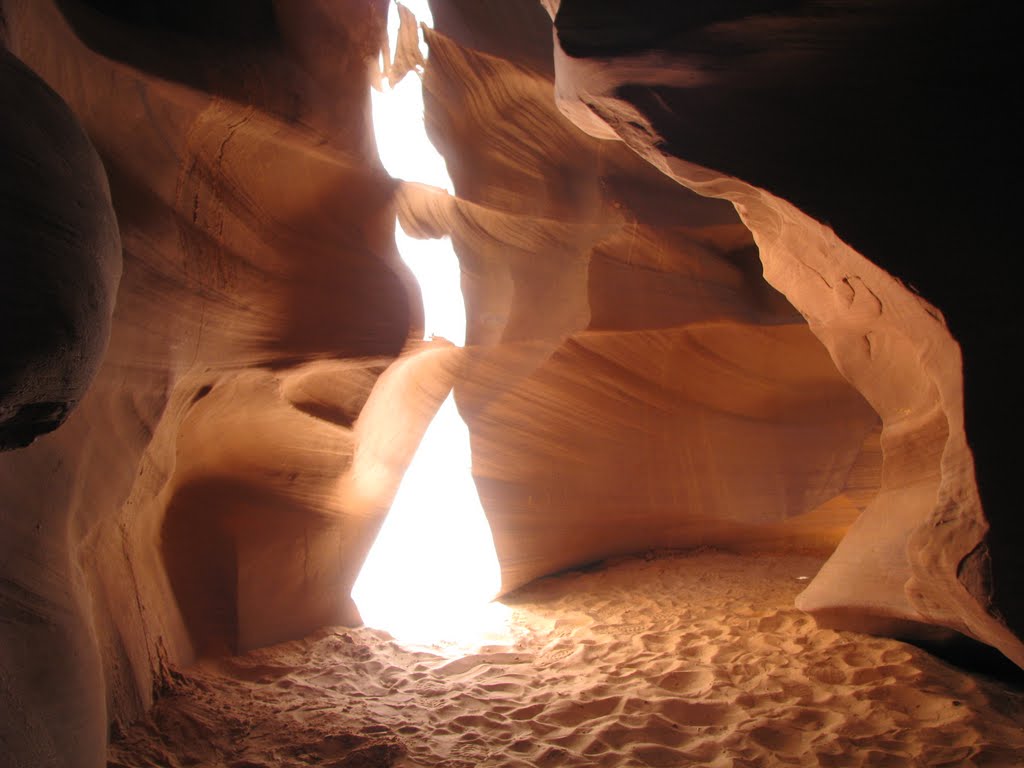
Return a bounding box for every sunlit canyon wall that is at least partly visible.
[0,2,1019,767]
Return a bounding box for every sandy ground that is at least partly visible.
[108,552,1024,767]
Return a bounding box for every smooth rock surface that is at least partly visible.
[0,45,121,449]
[547,0,1023,666]
[0,2,1019,766]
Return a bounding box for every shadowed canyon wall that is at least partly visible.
[545,0,1023,668]
[0,1,1018,767]
[0,45,121,449]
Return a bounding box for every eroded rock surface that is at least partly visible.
[409,25,879,591]
[545,0,1023,666]
[1,3,409,765]
[0,2,1018,767]
[0,45,121,449]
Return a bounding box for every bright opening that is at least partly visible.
[352,0,509,653]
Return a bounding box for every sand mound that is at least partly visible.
[108,552,1024,767]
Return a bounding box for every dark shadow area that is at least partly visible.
[555,0,1024,645]
[61,0,277,39]
[555,0,803,57]
[812,607,1024,688]
[429,0,555,76]
[162,483,240,657]
[54,0,288,115]
[925,634,1024,689]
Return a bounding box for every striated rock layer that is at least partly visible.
[412,24,879,591]
[1,3,410,765]
[0,1,1018,766]
[546,0,1023,666]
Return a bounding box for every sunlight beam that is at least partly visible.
[352,1,508,652]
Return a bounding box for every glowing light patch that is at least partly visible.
[393,221,465,345]
[352,393,507,649]
[352,1,509,652]
[370,77,453,197]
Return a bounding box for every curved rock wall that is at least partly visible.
[0,35,121,768]
[0,46,121,449]
[1,2,410,765]
[545,0,1023,666]
[0,1,1015,766]
[411,23,879,590]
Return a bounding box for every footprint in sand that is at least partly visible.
[655,667,715,695]
[542,696,621,727]
[806,662,849,685]
[637,633,675,654]
[755,613,789,632]
[880,647,914,665]
[614,623,646,635]
[778,706,843,732]
[632,743,691,767]
[863,684,963,722]
[590,622,645,636]
[449,742,490,763]
[542,647,575,663]
[839,648,876,668]
[659,699,736,727]
[508,702,547,721]
[475,680,525,695]
[849,664,915,685]
[748,724,810,756]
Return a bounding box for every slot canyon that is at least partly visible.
[1,1,1022,766]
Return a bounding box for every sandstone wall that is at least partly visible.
[546,0,1023,666]
[0,2,1014,767]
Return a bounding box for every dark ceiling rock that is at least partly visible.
[550,0,1023,665]
[0,46,121,450]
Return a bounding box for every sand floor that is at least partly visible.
[108,552,1024,767]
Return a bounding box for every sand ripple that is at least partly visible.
[109,552,1024,767]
